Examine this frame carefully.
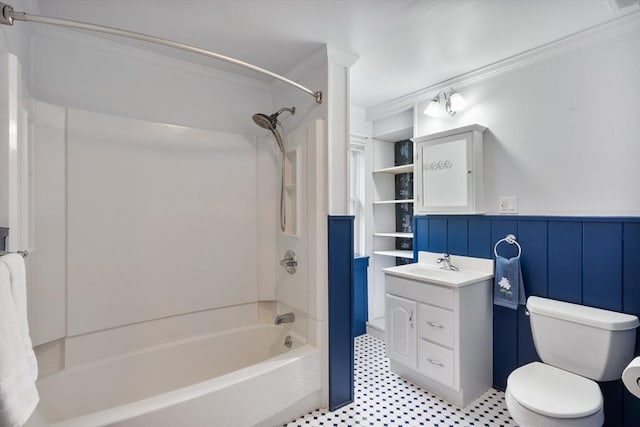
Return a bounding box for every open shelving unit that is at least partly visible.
[365,118,415,339]
[373,232,413,238]
[373,164,414,175]
[373,199,414,205]
[372,249,413,258]
[372,152,414,261]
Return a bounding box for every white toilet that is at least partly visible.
[505,296,639,427]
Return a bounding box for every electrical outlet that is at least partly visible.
[498,196,518,214]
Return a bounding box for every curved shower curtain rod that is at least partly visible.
[0,2,323,104]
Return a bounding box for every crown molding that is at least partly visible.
[275,44,358,91]
[32,26,273,93]
[327,46,359,69]
[280,45,328,84]
[367,10,640,122]
[350,134,369,143]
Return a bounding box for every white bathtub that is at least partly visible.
[26,325,321,427]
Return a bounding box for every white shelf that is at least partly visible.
[373,250,414,259]
[373,199,414,205]
[373,164,413,175]
[374,232,413,238]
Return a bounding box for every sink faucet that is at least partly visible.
[274,312,295,325]
[436,254,459,271]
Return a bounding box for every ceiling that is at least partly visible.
[28,0,639,109]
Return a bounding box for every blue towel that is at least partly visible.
[493,255,525,310]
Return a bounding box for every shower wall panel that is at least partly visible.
[276,120,327,321]
[31,27,272,134]
[66,109,259,335]
[28,101,67,346]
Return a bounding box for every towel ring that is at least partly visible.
[494,234,521,258]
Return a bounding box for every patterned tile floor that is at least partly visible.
[285,334,516,427]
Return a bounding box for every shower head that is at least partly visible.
[252,113,275,130]
[251,107,296,131]
[251,106,296,234]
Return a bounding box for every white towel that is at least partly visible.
[0,254,39,427]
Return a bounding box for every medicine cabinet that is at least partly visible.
[412,124,486,214]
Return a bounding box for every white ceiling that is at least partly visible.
[29,0,638,109]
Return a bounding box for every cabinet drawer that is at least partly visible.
[385,274,454,310]
[419,304,454,349]
[418,340,455,388]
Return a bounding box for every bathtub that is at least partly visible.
[25,325,322,427]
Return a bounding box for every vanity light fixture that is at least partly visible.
[423,88,467,118]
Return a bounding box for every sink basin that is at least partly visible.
[383,252,494,287]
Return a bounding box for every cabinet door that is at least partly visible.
[386,294,417,368]
[415,132,473,213]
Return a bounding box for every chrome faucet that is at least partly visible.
[274,312,295,325]
[436,254,459,271]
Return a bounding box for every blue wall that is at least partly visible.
[414,215,640,427]
[328,216,355,411]
[353,256,370,337]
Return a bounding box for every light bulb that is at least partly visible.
[423,99,442,117]
[449,92,467,112]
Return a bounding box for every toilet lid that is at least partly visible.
[507,362,603,418]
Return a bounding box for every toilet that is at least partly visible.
[505,296,639,427]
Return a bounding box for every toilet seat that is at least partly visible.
[505,388,604,427]
[507,362,603,418]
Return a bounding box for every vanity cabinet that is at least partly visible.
[386,294,417,367]
[384,254,493,408]
[412,124,486,214]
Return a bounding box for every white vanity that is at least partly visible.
[383,251,494,407]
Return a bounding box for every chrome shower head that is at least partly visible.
[250,106,296,234]
[252,113,275,130]
[251,107,296,131]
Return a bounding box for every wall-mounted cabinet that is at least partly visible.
[412,124,486,214]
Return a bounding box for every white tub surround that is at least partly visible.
[383,252,494,407]
[25,325,320,427]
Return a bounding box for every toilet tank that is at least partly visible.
[527,296,639,381]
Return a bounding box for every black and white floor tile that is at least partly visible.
[285,334,516,427]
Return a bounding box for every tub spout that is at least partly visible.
[274,312,295,325]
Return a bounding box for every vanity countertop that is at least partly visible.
[383,251,494,288]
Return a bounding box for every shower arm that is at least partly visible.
[0,2,323,104]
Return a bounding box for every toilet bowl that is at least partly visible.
[506,362,603,427]
[504,297,639,427]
